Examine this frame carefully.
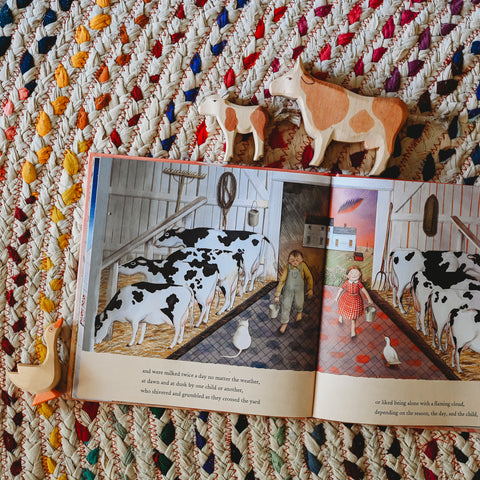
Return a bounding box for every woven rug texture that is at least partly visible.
[1,0,480,478]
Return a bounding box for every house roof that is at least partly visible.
[332,226,357,235]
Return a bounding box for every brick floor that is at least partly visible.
[177,284,322,371]
[318,286,454,380]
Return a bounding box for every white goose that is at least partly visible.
[383,336,401,367]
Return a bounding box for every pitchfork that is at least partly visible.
[373,202,393,290]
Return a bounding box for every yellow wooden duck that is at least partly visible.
[7,318,63,405]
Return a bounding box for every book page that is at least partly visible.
[314,176,480,426]
[69,154,332,417]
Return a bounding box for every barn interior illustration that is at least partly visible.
[83,156,480,380]
[82,156,331,372]
[318,178,480,382]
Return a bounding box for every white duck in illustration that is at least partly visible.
[7,318,63,405]
[383,336,401,367]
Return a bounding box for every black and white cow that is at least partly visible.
[388,248,466,313]
[154,227,276,292]
[430,288,480,352]
[120,248,245,316]
[452,252,480,279]
[94,282,194,348]
[449,308,480,374]
[411,270,480,335]
[119,251,218,326]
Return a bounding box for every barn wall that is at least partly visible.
[102,158,272,261]
[389,181,480,254]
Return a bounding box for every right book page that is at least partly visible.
[313,177,480,427]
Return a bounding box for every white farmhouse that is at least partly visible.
[327,220,357,252]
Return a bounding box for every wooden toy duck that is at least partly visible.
[383,336,401,367]
[7,318,63,405]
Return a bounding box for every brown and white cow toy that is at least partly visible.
[198,95,268,163]
[269,59,408,176]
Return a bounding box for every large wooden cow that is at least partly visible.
[269,59,408,176]
[154,227,276,292]
[94,282,194,348]
[198,95,268,163]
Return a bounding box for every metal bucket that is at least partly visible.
[269,303,280,319]
[248,201,259,227]
[365,305,376,322]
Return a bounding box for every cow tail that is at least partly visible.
[263,236,277,281]
[386,251,394,290]
[187,286,195,328]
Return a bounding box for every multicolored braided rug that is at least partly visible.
[1,0,480,477]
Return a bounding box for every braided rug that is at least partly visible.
[1,0,480,478]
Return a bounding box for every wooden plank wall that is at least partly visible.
[389,181,480,253]
[102,159,271,260]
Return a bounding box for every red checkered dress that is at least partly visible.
[337,280,365,320]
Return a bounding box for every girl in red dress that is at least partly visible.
[335,265,373,337]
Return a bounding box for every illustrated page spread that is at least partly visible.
[70,153,480,425]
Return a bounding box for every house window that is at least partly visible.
[349,240,353,247]
[335,239,339,247]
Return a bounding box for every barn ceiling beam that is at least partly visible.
[451,216,480,250]
[392,213,480,225]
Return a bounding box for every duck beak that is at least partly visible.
[54,318,64,329]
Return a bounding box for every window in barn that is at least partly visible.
[423,194,439,237]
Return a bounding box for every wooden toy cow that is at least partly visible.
[269,59,408,176]
[198,95,268,163]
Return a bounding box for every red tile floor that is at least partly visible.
[318,286,457,380]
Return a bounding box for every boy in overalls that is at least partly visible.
[274,250,314,334]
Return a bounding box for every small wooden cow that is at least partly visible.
[198,95,268,163]
[269,59,408,176]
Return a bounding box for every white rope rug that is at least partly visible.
[1,0,480,478]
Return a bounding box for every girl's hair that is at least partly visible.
[288,249,303,259]
[346,265,362,275]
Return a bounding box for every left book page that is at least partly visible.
[68,153,332,417]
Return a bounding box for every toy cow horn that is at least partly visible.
[294,57,305,71]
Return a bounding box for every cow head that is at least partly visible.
[155,228,186,248]
[269,59,306,99]
[198,95,226,116]
[94,311,113,344]
[119,256,150,275]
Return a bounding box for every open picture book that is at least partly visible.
[68,153,480,427]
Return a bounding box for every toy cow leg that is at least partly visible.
[221,126,236,163]
[252,134,264,163]
[365,135,390,177]
[309,131,333,167]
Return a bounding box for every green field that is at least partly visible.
[324,248,374,288]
